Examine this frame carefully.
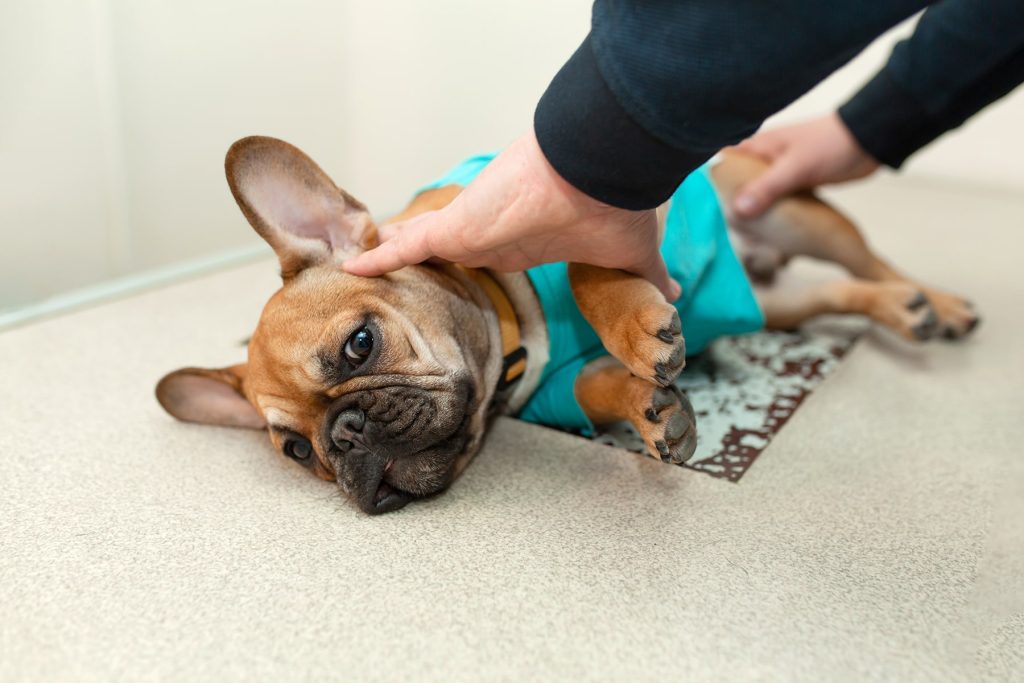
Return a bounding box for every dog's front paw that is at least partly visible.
[608,304,687,387]
[636,384,697,465]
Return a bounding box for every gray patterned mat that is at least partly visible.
[589,324,863,481]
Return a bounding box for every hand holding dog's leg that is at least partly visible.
[575,357,697,465]
[731,113,879,218]
[714,150,979,340]
[568,263,686,387]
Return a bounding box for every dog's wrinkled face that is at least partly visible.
[156,137,495,514]
[245,264,489,513]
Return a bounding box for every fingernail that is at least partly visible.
[735,194,759,215]
[668,280,682,302]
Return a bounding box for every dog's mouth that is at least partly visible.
[329,451,409,515]
[331,450,423,515]
[327,382,475,515]
[372,480,412,513]
[370,460,413,514]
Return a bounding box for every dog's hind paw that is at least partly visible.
[856,282,942,343]
[918,286,981,341]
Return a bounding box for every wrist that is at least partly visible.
[830,112,880,176]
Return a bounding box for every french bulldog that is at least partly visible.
[156,137,978,514]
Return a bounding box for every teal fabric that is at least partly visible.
[418,153,764,433]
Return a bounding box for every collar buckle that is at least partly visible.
[497,346,527,391]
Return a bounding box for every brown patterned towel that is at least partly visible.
[590,322,863,481]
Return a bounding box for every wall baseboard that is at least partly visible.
[0,243,271,332]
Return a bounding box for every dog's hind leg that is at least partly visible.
[712,150,979,339]
[574,356,697,464]
[568,262,687,387]
[712,151,900,279]
[758,279,941,342]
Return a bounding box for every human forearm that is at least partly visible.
[535,0,930,209]
[839,0,1024,168]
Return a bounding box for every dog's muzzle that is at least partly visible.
[324,379,474,515]
[326,406,412,514]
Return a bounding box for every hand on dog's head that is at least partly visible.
[157,137,495,514]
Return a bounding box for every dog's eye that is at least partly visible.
[283,437,312,462]
[344,327,374,365]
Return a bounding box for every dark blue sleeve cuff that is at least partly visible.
[838,69,933,169]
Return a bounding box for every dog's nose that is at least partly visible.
[330,408,366,450]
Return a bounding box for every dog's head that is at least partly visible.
[157,137,497,514]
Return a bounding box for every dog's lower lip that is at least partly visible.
[372,479,412,513]
[374,481,396,504]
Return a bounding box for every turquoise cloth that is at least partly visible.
[418,153,764,433]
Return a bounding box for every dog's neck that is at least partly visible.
[485,271,548,411]
[458,267,528,391]
[445,266,548,416]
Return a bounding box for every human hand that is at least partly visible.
[343,130,682,301]
[732,113,880,218]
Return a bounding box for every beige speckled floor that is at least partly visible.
[1,176,1022,681]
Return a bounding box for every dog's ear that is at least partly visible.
[156,364,266,429]
[225,136,377,279]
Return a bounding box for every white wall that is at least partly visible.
[1,2,1021,312]
[1,1,114,308]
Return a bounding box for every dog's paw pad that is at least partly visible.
[906,291,928,311]
[637,386,697,466]
[911,306,940,341]
[920,287,981,342]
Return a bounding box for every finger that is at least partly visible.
[376,221,401,243]
[733,155,806,218]
[343,225,435,276]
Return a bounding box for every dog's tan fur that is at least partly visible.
[157,138,978,513]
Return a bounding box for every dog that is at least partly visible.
[156,137,979,514]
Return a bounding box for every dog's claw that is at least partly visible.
[667,311,681,335]
[912,307,940,341]
[907,292,928,311]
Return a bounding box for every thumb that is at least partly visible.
[733,155,805,218]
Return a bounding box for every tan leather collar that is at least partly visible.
[458,267,527,390]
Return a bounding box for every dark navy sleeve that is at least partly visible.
[839,0,1024,169]
[534,1,937,209]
